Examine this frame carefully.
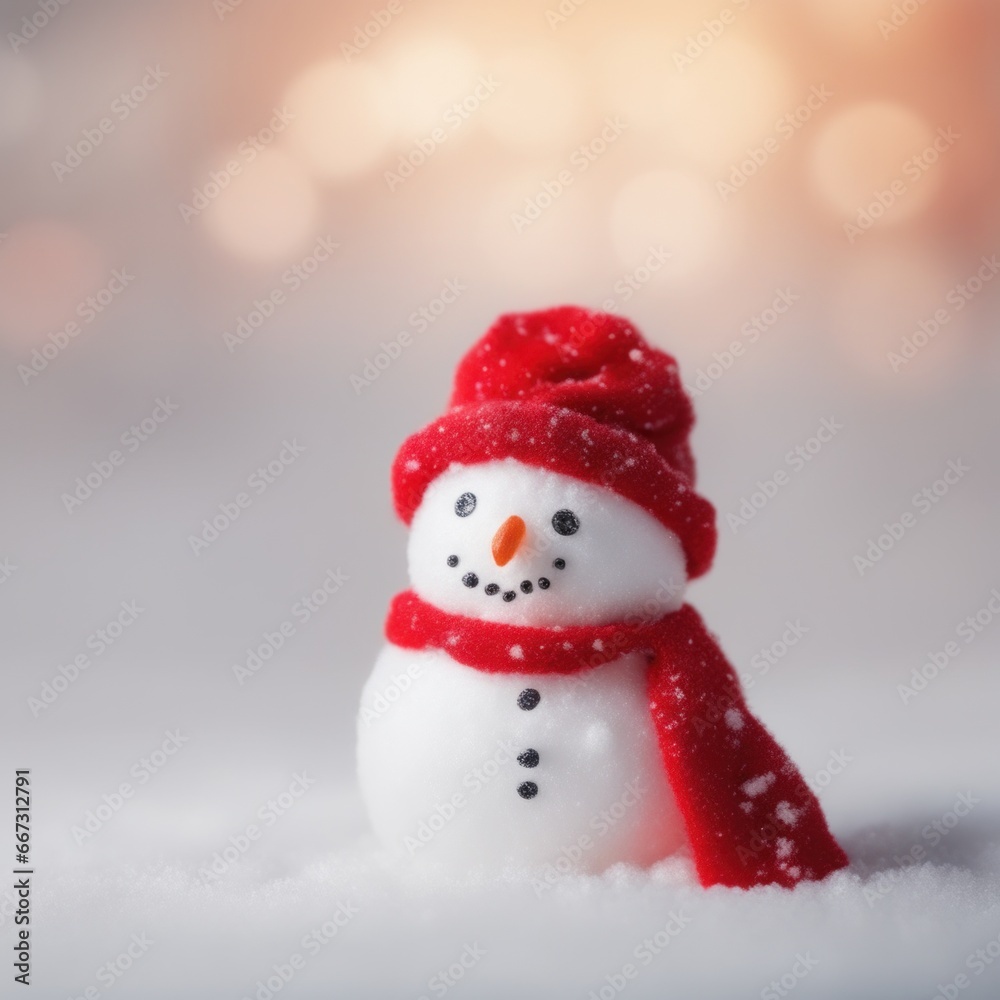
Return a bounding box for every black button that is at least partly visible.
[517,688,540,710]
[553,558,566,570]
[517,748,539,768]
[537,577,550,589]
[447,555,459,567]
[517,781,538,799]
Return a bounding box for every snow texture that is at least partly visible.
[4,655,998,998]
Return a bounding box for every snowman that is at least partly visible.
[357,306,847,889]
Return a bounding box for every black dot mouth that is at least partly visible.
[448,555,564,601]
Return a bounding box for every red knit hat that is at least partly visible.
[392,306,717,579]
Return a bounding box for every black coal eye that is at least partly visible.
[455,492,477,517]
[551,509,580,536]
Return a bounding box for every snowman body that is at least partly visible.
[357,306,850,888]
[357,458,691,872]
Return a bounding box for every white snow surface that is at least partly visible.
[12,665,1000,1000]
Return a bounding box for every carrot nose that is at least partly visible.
[491,515,526,566]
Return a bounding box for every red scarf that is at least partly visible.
[386,590,848,889]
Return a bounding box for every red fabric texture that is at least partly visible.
[386,590,849,890]
[392,306,718,579]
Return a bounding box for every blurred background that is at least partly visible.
[2,0,999,996]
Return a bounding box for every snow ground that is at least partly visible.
[8,664,1000,1000]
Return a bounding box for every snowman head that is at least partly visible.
[408,458,687,627]
[392,307,717,623]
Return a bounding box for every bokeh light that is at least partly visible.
[802,0,918,43]
[810,102,939,225]
[481,46,584,151]
[284,60,396,179]
[664,38,793,169]
[600,30,682,140]
[379,36,480,137]
[202,148,318,261]
[477,168,599,293]
[609,169,732,284]
[0,220,104,344]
